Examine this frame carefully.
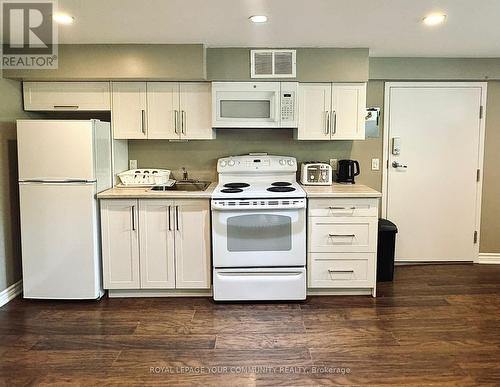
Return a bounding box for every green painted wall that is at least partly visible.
[0,77,32,292]
[207,48,369,81]
[4,44,206,81]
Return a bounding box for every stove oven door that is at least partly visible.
[212,207,306,267]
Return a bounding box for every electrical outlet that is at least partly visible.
[129,159,138,170]
[371,158,380,171]
[329,159,338,171]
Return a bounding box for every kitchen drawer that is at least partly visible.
[309,217,377,253]
[308,198,378,217]
[309,253,375,288]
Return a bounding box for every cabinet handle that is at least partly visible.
[325,111,330,134]
[328,233,355,237]
[53,105,79,109]
[174,110,179,134]
[131,206,136,231]
[175,205,180,231]
[141,110,146,135]
[181,110,186,134]
[328,269,354,273]
[328,206,356,210]
[168,206,172,231]
[332,110,337,134]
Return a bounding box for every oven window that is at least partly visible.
[220,100,271,119]
[227,214,292,252]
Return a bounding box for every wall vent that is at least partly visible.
[250,49,296,78]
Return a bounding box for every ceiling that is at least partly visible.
[57,0,500,57]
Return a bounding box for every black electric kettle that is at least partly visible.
[336,160,360,184]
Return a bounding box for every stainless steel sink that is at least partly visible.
[151,181,211,192]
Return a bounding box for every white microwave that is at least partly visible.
[212,82,298,128]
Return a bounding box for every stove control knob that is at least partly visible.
[228,160,235,167]
[219,160,227,167]
[279,159,286,165]
[287,159,294,166]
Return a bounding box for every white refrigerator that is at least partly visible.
[17,120,112,299]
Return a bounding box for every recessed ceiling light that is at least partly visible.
[249,15,268,23]
[53,13,75,25]
[423,14,446,26]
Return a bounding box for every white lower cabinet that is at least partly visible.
[101,199,211,291]
[307,198,378,295]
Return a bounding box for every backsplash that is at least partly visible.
[129,129,353,181]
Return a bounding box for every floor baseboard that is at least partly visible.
[0,280,23,307]
[478,253,500,265]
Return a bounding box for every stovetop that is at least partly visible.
[212,181,306,199]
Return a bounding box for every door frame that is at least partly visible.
[382,82,487,262]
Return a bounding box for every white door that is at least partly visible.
[147,82,180,139]
[331,83,366,140]
[100,199,140,288]
[17,120,95,181]
[111,82,147,139]
[138,200,176,289]
[297,83,332,140]
[179,82,214,139]
[174,200,211,289]
[19,183,101,299]
[385,83,485,262]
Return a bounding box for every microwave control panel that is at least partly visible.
[280,82,298,128]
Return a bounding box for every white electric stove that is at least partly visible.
[211,154,307,301]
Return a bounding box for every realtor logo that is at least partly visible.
[1,0,58,69]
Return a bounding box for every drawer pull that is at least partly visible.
[53,105,79,109]
[329,233,355,237]
[328,206,356,210]
[328,269,354,273]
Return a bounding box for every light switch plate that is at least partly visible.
[129,159,138,170]
[371,158,380,171]
[329,159,338,171]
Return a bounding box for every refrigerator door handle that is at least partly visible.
[19,179,96,184]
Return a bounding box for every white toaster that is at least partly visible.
[300,162,332,185]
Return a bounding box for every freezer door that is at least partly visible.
[19,182,103,299]
[17,120,96,181]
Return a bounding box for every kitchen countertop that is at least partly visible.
[301,183,382,198]
[97,182,217,199]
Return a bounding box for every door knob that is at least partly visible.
[392,161,408,169]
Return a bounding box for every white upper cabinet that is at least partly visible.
[179,83,214,140]
[23,82,111,111]
[112,81,213,140]
[112,82,148,139]
[331,83,366,140]
[296,83,366,140]
[297,83,332,140]
[147,82,180,140]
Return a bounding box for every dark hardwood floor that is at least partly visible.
[1,264,500,386]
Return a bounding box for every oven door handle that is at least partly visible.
[216,271,304,277]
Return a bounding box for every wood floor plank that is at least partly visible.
[0,264,499,385]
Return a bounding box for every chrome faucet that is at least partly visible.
[181,167,188,181]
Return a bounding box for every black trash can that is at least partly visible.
[377,219,398,282]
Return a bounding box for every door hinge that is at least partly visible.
[474,231,478,244]
[476,169,481,182]
[479,106,484,119]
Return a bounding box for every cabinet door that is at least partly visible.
[331,83,366,140]
[179,83,214,140]
[147,82,180,139]
[23,82,111,111]
[297,83,332,140]
[100,200,140,289]
[138,200,176,289]
[111,82,147,139]
[174,200,211,289]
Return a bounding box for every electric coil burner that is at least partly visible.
[211,154,307,302]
